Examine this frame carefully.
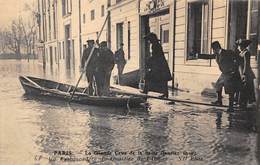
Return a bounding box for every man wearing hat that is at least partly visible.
[96,41,115,96]
[81,39,99,95]
[237,39,256,108]
[211,41,241,111]
[114,43,126,83]
[143,32,172,98]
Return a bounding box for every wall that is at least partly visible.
[109,0,140,73]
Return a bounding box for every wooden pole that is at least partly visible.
[69,14,109,102]
[110,88,229,108]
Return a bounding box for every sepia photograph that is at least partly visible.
[0,0,259,164]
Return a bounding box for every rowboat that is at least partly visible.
[19,75,146,107]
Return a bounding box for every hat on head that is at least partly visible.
[211,41,221,49]
[100,41,107,47]
[236,39,252,48]
[87,39,95,44]
[144,32,159,42]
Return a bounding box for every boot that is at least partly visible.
[212,91,223,105]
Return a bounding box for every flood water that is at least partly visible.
[0,60,259,165]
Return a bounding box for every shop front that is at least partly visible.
[138,0,174,81]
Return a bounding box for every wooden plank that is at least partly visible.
[111,85,229,108]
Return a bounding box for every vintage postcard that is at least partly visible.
[0,0,259,164]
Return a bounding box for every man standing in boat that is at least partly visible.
[81,39,99,95]
[96,41,115,96]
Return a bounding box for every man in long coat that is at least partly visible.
[211,41,241,111]
[96,41,115,96]
[143,32,172,98]
[81,40,99,95]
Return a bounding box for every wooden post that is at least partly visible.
[256,1,260,111]
[257,44,260,110]
[171,0,176,91]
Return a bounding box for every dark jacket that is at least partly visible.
[114,48,126,65]
[98,48,115,72]
[81,47,99,72]
[145,43,172,82]
[216,49,240,94]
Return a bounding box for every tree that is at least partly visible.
[0,30,8,54]
[5,19,24,59]
[22,2,38,61]
[21,21,37,61]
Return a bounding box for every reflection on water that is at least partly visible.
[0,60,259,165]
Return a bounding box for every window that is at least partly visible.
[48,0,51,40]
[62,0,72,16]
[53,2,56,39]
[62,0,66,16]
[187,1,209,60]
[62,41,65,59]
[160,24,169,44]
[127,21,131,60]
[68,0,72,13]
[116,23,123,50]
[58,42,61,59]
[54,47,57,63]
[91,10,95,20]
[101,5,105,17]
[83,14,86,23]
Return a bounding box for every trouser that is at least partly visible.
[228,93,235,109]
[215,74,224,93]
[86,71,94,95]
[94,71,105,96]
[103,71,112,96]
[117,63,125,82]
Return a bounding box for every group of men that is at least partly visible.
[211,40,256,112]
[81,40,126,96]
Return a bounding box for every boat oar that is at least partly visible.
[69,14,110,102]
[111,88,229,108]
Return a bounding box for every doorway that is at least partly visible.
[228,0,248,49]
[140,10,170,78]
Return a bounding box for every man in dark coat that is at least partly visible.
[114,43,126,83]
[96,41,115,96]
[81,40,99,95]
[143,32,172,98]
[211,41,241,111]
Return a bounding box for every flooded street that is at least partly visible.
[0,60,259,165]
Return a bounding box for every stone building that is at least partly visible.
[37,0,259,93]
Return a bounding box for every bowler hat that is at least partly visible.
[236,39,252,48]
[100,41,107,47]
[144,32,159,41]
[211,41,221,49]
[87,40,94,44]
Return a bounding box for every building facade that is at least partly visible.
[37,0,260,93]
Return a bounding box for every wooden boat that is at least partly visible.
[19,75,146,107]
[117,69,140,88]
